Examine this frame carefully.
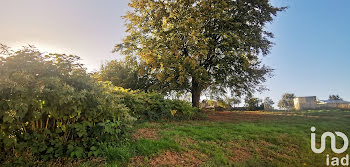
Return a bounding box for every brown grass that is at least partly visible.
[132,128,160,140]
[130,150,208,167]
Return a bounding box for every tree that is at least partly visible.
[225,96,241,108]
[278,93,295,110]
[97,57,155,91]
[116,0,286,107]
[329,94,342,100]
[244,97,262,111]
[263,97,274,111]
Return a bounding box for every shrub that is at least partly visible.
[166,99,198,120]
[0,47,135,162]
[0,46,198,164]
[111,88,198,121]
[97,58,155,92]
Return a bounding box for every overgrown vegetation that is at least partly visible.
[110,87,199,122]
[0,47,134,164]
[0,47,346,166]
[0,46,198,165]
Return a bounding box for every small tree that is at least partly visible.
[245,97,262,111]
[263,97,274,111]
[97,57,156,91]
[329,94,342,100]
[278,93,295,110]
[226,97,241,108]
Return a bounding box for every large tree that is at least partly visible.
[116,0,285,107]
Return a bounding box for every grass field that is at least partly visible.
[83,110,350,167]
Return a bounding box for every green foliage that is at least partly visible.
[0,45,198,164]
[225,97,241,108]
[217,99,230,109]
[0,46,135,163]
[278,93,295,110]
[116,0,286,106]
[263,97,274,111]
[103,144,134,163]
[97,58,155,92]
[112,87,198,121]
[244,97,263,111]
[166,99,199,120]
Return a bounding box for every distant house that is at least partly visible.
[293,96,317,110]
[294,96,350,110]
[318,99,350,104]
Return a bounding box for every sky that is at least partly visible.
[1,0,349,106]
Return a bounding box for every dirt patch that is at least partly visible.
[130,150,207,167]
[251,140,299,162]
[38,157,105,167]
[148,150,207,167]
[177,138,197,147]
[133,128,160,140]
[231,148,252,162]
[229,140,252,162]
[252,140,273,157]
[206,111,283,123]
[129,156,146,166]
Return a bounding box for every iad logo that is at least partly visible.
[311,127,349,166]
[311,127,348,154]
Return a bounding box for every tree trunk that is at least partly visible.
[191,80,201,108]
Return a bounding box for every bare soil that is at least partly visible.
[130,150,208,167]
[132,128,160,140]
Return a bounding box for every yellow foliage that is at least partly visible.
[113,86,131,93]
[162,18,168,29]
[171,110,177,116]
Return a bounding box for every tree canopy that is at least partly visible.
[328,94,342,100]
[116,0,286,107]
[244,96,262,111]
[263,97,274,111]
[278,93,295,110]
[97,58,155,91]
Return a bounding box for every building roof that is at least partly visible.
[294,96,317,100]
[319,100,350,104]
[295,96,316,98]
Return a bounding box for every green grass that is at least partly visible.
[101,138,182,166]
[104,110,350,167]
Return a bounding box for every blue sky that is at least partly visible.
[261,0,350,105]
[0,0,349,105]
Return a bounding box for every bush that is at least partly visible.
[0,46,199,164]
[0,47,135,163]
[166,99,198,120]
[112,88,198,121]
[97,58,155,92]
